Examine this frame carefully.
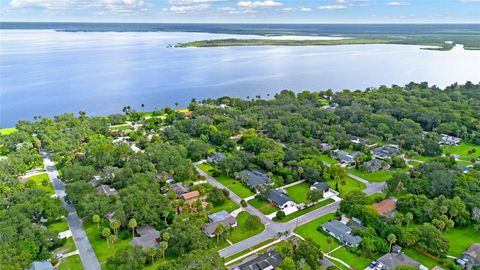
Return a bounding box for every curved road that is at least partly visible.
[42,150,101,270]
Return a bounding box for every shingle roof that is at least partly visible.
[321,220,362,247]
[238,169,273,188]
[267,189,293,206]
[238,251,284,270]
[464,243,480,264]
[377,252,421,270]
[311,182,330,191]
[170,182,190,195]
[372,145,399,159]
[208,152,226,163]
[208,210,231,223]
[202,216,237,236]
[182,190,200,201]
[30,261,53,270]
[372,199,397,215]
[365,159,385,172]
[96,185,119,196]
[131,225,160,251]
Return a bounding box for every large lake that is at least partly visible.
[1,30,480,127]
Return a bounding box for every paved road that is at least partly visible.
[194,162,340,258]
[42,150,101,270]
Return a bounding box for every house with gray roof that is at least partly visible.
[237,169,273,190]
[457,243,480,269]
[321,220,362,247]
[96,184,119,197]
[377,246,425,270]
[333,150,362,166]
[237,251,284,270]
[320,142,333,152]
[170,182,190,195]
[372,144,400,160]
[207,152,226,164]
[456,165,474,174]
[202,212,237,238]
[131,225,160,250]
[310,182,330,194]
[30,261,53,270]
[439,134,461,146]
[267,189,295,210]
[351,136,376,147]
[364,159,389,173]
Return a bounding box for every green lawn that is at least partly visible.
[274,199,335,222]
[248,197,278,215]
[444,225,480,257]
[211,199,240,214]
[443,142,480,159]
[368,193,386,204]
[197,164,255,198]
[330,246,371,270]
[29,173,54,195]
[225,238,277,263]
[348,168,394,182]
[48,219,69,233]
[294,213,339,253]
[0,127,17,135]
[326,177,366,197]
[55,237,77,254]
[319,154,339,165]
[58,254,84,270]
[403,248,441,268]
[285,182,310,203]
[110,124,133,131]
[84,222,131,264]
[227,212,265,243]
[410,155,432,162]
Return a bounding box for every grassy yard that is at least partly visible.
[48,219,69,233]
[29,173,54,195]
[443,142,480,159]
[225,238,277,263]
[58,254,84,270]
[110,124,133,131]
[294,213,339,252]
[274,198,335,222]
[403,248,442,269]
[326,177,366,197]
[348,168,394,182]
[84,222,131,264]
[319,154,339,165]
[197,163,255,198]
[368,193,386,204]
[55,237,77,254]
[0,127,17,135]
[248,197,278,215]
[227,212,265,243]
[330,246,371,270]
[285,182,310,203]
[407,160,422,167]
[211,199,240,214]
[444,225,480,257]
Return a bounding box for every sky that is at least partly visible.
[0,0,479,23]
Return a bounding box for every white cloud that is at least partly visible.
[300,7,312,11]
[169,0,225,4]
[238,1,283,8]
[8,0,149,13]
[318,5,348,10]
[386,2,410,6]
[169,3,209,13]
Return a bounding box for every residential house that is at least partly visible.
[456,243,480,269]
[131,225,160,251]
[96,184,119,197]
[372,144,400,160]
[267,189,295,210]
[170,182,190,196]
[207,152,227,164]
[130,144,141,154]
[373,199,397,217]
[237,169,274,190]
[29,261,53,270]
[181,190,208,211]
[377,245,427,270]
[364,159,389,173]
[237,251,284,270]
[320,142,333,152]
[89,175,102,186]
[456,165,474,174]
[310,182,330,194]
[333,150,362,166]
[321,220,362,247]
[439,134,461,146]
[351,136,376,147]
[202,210,238,237]
[156,172,175,184]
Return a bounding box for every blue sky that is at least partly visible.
[1,0,479,23]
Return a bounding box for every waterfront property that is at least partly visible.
[321,220,362,247]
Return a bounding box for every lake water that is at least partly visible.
[1,29,480,127]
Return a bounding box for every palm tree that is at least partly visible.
[102,228,111,248]
[110,220,120,236]
[159,241,168,260]
[108,234,117,247]
[327,237,333,253]
[147,247,157,263]
[215,224,226,244]
[92,215,101,228]
[297,167,304,181]
[405,212,413,227]
[387,234,397,252]
[162,232,170,243]
[128,218,137,238]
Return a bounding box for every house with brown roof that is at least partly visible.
[457,243,480,269]
[181,190,207,211]
[96,184,119,197]
[373,199,397,216]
